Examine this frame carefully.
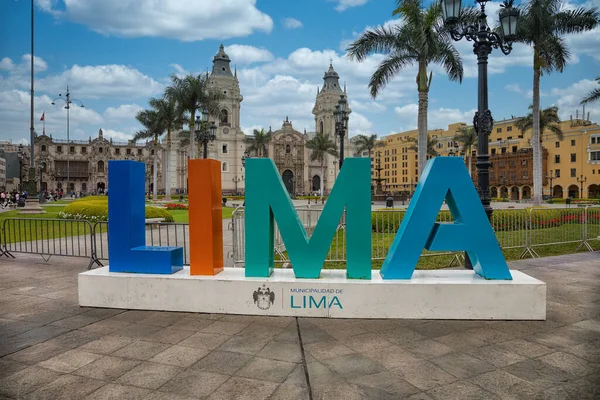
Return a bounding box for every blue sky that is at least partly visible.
[0,0,598,144]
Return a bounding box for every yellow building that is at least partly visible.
[374,114,600,199]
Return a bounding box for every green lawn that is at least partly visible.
[168,207,235,223]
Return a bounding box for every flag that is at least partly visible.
[40,113,45,121]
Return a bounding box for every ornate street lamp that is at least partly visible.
[195,113,217,159]
[577,175,587,199]
[546,170,555,199]
[17,144,24,191]
[334,94,349,168]
[52,86,84,194]
[442,0,519,220]
[38,161,46,203]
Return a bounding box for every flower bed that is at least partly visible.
[165,203,189,210]
[60,198,174,222]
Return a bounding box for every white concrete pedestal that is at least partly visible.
[79,267,546,320]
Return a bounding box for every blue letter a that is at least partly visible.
[380,157,511,280]
[245,157,371,279]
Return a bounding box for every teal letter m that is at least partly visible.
[244,158,371,279]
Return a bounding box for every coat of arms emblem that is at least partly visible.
[253,285,275,310]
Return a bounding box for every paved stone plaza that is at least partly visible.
[0,252,599,399]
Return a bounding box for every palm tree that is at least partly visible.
[306,133,339,202]
[164,73,223,159]
[454,127,477,177]
[347,0,467,177]
[516,0,599,205]
[515,105,564,142]
[134,107,164,201]
[148,97,184,199]
[353,134,380,158]
[245,128,272,157]
[581,77,600,105]
[408,135,439,158]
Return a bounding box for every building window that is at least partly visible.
[522,170,528,178]
[522,160,527,166]
[319,121,324,134]
[507,126,513,132]
[126,149,131,155]
[115,148,120,155]
[41,145,47,152]
[222,144,228,154]
[592,136,598,144]
[591,151,600,161]
[507,136,512,140]
[501,147,506,154]
[555,169,560,177]
[151,149,155,156]
[570,168,576,178]
[82,183,87,191]
[497,128,502,133]
[512,146,517,153]
[70,146,75,154]
[555,142,560,148]
[138,149,143,156]
[571,139,576,146]
[570,153,576,162]
[222,162,228,172]
[286,144,291,154]
[98,161,104,172]
[219,109,229,124]
[99,147,103,153]
[81,147,87,154]
[554,155,560,163]
[491,148,496,155]
[56,146,62,153]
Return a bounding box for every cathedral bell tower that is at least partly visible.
[312,62,351,138]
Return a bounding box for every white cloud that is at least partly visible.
[0,58,15,71]
[394,104,476,132]
[38,64,164,99]
[549,78,600,121]
[104,104,144,121]
[224,45,274,65]
[331,0,369,12]
[100,128,135,142]
[349,111,373,136]
[282,18,303,29]
[38,0,273,41]
[0,55,49,91]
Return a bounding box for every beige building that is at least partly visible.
[376,114,600,200]
[0,157,6,191]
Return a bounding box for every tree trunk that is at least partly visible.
[189,111,196,160]
[532,55,542,205]
[320,160,324,202]
[165,129,171,199]
[153,139,158,201]
[416,64,429,177]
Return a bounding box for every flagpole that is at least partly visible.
[43,110,45,135]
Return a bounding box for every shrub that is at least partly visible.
[166,203,188,210]
[60,199,174,222]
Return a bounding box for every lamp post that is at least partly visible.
[546,170,555,199]
[577,175,587,199]
[194,110,217,159]
[38,161,45,203]
[334,94,349,168]
[52,86,85,195]
[17,144,24,191]
[442,0,519,220]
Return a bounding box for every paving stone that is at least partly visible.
[149,345,209,368]
[207,376,278,400]
[25,374,105,400]
[144,392,198,400]
[116,361,183,390]
[311,380,364,400]
[236,356,297,383]
[377,327,427,345]
[51,314,104,330]
[200,321,249,335]
[296,323,333,344]
[144,326,196,345]
[434,332,487,351]
[240,315,295,328]
[272,326,300,344]
[534,377,600,400]
[321,353,385,378]
[564,340,600,363]
[80,319,132,335]
[465,344,528,368]
[469,370,541,399]
[538,351,599,377]
[339,332,392,353]
[573,318,600,333]
[269,383,310,400]
[84,383,152,400]
[352,371,420,397]
[403,339,454,359]
[0,359,27,380]
[73,355,140,380]
[256,341,302,363]
[0,325,70,356]
[4,342,67,365]
[217,334,271,355]
[498,338,554,358]
[177,331,231,350]
[305,361,343,386]
[360,345,423,370]
[358,319,400,333]
[0,366,62,398]
[407,392,435,400]
[191,350,252,375]
[45,329,100,349]
[391,360,457,391]
[160,369,229,398]
[304,340,355,361]
[111,340,171,360]
[408,320,462,338]
[138,312,185,327]
[169,317,214,331]
[38,349,103,373]
[503,358,576,387]
[78,335,135,354]
[282,364,308,388]
[427,380,499,400]
[113,324,163,340]
[431,352,496,379]
[0,319,42,337]
[236,323,284,339]
[106,310,150,324]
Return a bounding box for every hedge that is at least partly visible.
[371,208,599,233]
[60,198,174,222]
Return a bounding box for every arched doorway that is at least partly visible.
[588,184,600,199]
[553,185,563,199]
[312,175,321,192]
[490,187,498,198]
[282,170,294,195]
[522,186,531,200]
[500,186,508,199]
[510,186,519,201]
[97,182,105,193]
[568,184,578,198]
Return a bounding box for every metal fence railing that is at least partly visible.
[231,205,600,267]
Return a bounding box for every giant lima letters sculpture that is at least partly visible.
[107,157,511,281]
